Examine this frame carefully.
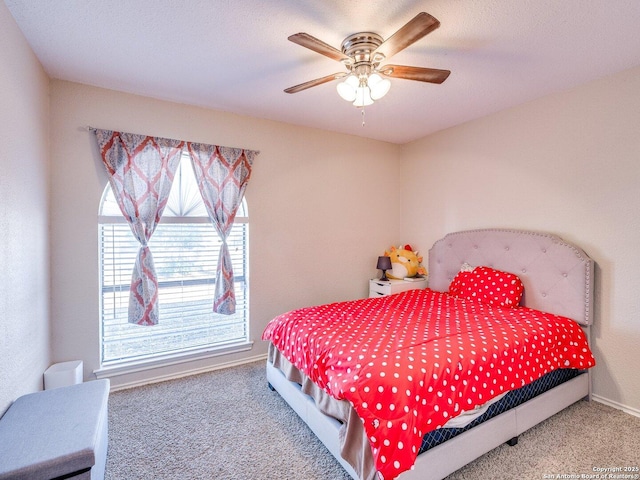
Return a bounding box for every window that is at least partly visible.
[98,154,249,367]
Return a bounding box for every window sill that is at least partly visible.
[94,340,254,382]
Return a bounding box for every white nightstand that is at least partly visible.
[369,277,428,298]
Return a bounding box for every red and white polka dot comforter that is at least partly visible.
[262,288,595,480]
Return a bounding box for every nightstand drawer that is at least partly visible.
[369,278,428,298]
[369,280,393,296]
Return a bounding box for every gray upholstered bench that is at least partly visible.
[0,379,110,480]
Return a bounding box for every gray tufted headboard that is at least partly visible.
[428,229,594,326]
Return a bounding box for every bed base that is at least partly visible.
[265,228,595,479]
[267,360,359,479]
[267,360,589,480]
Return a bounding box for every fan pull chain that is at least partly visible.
[361,107,366,127]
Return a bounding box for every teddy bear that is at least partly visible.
[384,244,427,279]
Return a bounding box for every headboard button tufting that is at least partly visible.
[427,229,594,325]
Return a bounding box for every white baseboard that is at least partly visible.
[592,394,640,418]
[108,353,268,392]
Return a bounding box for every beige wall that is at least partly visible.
[0,2,51,414]
[401,66,640,413]
[3,0,638,415]
[49,80,402,387]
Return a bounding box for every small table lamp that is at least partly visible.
[376,256,392,281]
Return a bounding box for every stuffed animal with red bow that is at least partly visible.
[384,244,427,279]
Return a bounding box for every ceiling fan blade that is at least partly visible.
[288,33,351,63]
[373,12,440,60]
[284,72,347,94]
[380,65,451,84]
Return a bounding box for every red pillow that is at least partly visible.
[449,266,524,308]
[448,270,474,298]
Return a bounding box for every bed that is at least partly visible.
[263,229,595,480]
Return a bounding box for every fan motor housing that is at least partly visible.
[341,32,384,65]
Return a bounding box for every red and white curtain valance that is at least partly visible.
[92,128,257,325]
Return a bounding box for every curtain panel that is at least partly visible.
[93,129,183,325]
[187,144,257,314]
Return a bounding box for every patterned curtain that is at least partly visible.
[93,129,184,325]
[187,143,257,314]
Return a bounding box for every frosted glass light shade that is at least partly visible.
[337,73,388,107]
[353,86,374,107]
[336,75,359,102]
[368,73,391,100]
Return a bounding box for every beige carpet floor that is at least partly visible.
[105,361,640,480]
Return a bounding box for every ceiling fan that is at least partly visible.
[284,12,451,107]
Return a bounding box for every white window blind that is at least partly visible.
[98,156,249,366]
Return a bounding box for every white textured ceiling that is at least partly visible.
[6,0,640,144]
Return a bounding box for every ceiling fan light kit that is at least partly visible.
[337,72,391,106]
[285,12,451,111]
